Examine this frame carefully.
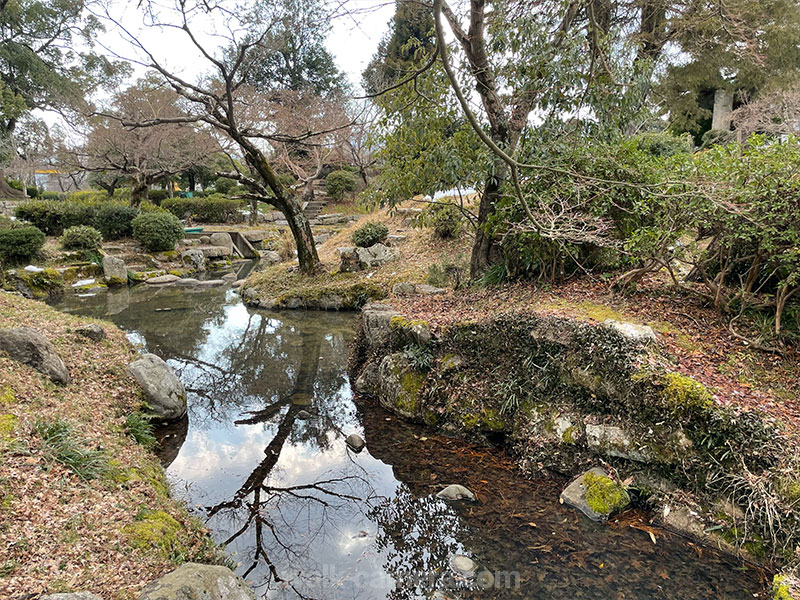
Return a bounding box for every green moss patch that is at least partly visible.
[0,413,18,442]
[124,510,186,559]
[662,372,713,413]
[583,471,630,516]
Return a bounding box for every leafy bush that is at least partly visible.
[41,191,66,201]
[325,170,358,201]
[26,186,39,198]
[15,200,68,235]
[60,225,103,251]
[634,132,694,157]
[214,177,235,194]
[0,225,45,263]
[162,194,242,223]
[352,221,388,247]
[94,203,139,239]
[419,201,464,238]
[131,212,184,252]
[148,189,169,204]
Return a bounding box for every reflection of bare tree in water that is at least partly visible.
[205,324,374,597]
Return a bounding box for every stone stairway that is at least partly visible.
[303,180,329,220]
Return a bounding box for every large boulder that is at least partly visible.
[200,245,232,258]
[127,353,186,420]
[339,244,397,272]
[361,303,401,349]
[209,232,233,252]
[375,352,425,419]
[102,255,127,286]
[180,249,206,272]
[138,563,255,600]
[0,327,70,384]
[75,324,106,342]
[261,250,282,265]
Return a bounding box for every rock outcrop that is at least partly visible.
[75,324,106,342]
[138,563,255,600]
[0,327,70,384]
[338,243,397,272]
[127,353,187,420]
[180,248,206,272]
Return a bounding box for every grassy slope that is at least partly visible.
[0,292,216,599]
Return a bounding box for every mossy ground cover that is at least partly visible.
[0,291,216,598]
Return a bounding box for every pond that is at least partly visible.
[51,277,768,600]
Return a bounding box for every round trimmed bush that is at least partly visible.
[420,202,464,239]
[60,225,103,251]
[352,221,388,248]
[94,204,139,239]
[131,212,184,252]
[0,225,45,264]
[326,170,358,201]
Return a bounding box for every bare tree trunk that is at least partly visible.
[0,170,24,199]
[470,163,505,277]
[301,180,315,203]
[131,178,149,207]
[249,198,257,226]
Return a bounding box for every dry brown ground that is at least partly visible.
[0,292,214,599]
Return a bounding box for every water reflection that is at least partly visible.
[51,284,767,600]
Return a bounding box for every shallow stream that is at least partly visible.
[52,276,768,599]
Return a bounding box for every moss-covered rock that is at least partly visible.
[0,413,18,442]
[773,573,800,600]
[583,471,630,516]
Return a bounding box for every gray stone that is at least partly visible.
[361,303,402,349]
[222,272,237,282]
[392,282,417,296]
[436,484,477,502]
[231,279,245,289]
[181,248,206,272]
[75,324,105,342]
[386,234,407,246]
[375,353,422,419]
[138,563,255,600]
[339,244,397,272]
[102,255,127,285]
[261,250,282,264]
[354,362,379,395]
[345,433,366,453]
[199,235,211,244]
[415,284,447,295]
[173,278,200,287]
[196,279,226,287]
[585,423,654,462]
[41,594,102,600]
[127,353,187,420]
[604,319,657,344]
[242,230,267,243]
[210,232,233,250]
[200,245,232,258]
[559,467,630,522]
[449,555,478,579]
[0,327,70,384]
[296,410,312,420]
[145,274,180,285]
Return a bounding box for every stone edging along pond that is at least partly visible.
[348,302,800,586]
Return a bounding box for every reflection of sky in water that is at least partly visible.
[50,284,765,600]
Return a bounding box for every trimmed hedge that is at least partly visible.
[60,225,103,251]
[131,212,184,252]
[162,194,242,223]
[15,200,140,240]
[0,226,45,264]
[95,204,138,239]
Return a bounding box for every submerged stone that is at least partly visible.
[346,433,366,453]
[449,554,478,579]
[436,484,477,502]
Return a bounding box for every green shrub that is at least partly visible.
[15,201,66,235]
[325,170,358,201]
[352,221,388,248]
[162,194,242,223]
[60,225,103,251]
[131,212,184,252]
[633,132,694,157]
[214,177,235,194]
[419,201,464,238]
[41,191,66,201]
[94,204,139,239]
[7,179,23,191]
[148,189,169,204]
[26,186,39,198]
[0,226,45,263]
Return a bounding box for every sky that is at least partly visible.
[95,0,396,95]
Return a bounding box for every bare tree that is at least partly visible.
[97,0,348,273]
[81,79,214,206]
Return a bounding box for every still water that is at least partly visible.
[52,277,767,600]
